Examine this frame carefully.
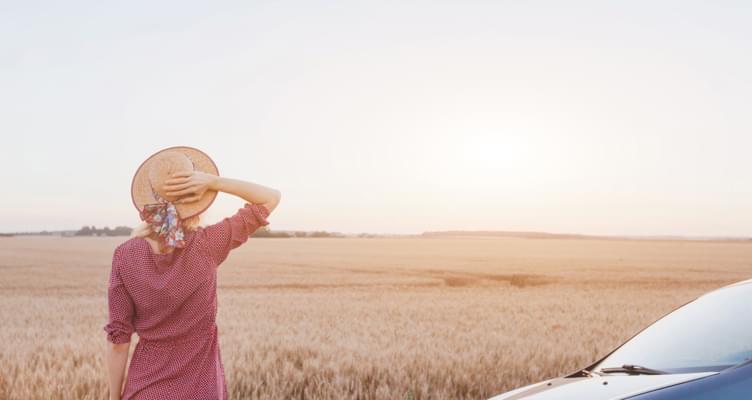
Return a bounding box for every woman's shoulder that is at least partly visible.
[114,236,147,258]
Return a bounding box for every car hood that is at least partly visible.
[489,372,717,400]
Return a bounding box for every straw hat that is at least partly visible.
[131,146,219,220]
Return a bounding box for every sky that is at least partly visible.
[1,1,751,236]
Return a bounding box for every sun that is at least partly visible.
[459,132,536,171]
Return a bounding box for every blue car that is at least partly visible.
[490,278,752,400]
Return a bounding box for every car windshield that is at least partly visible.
[593,282,752,374]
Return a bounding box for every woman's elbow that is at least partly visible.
[266,190,282,213]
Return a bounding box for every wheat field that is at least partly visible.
[0,236,749,399]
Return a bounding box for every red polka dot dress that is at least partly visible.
[104,203,270,400]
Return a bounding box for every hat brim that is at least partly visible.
[131,146,219,219]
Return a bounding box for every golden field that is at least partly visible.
[0,235,750,399]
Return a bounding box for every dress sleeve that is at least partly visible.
[103,247,135,344]
[199,202,270,266]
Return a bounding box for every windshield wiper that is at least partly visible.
[580,369,603,377]
[570,368,602,378]
[599,364,668,375]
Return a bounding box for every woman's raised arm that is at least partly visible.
[163,172,281,213]
[212,176,281,213]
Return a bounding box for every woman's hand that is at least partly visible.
[163,171,218,204]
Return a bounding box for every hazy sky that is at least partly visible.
[2,1,751,236]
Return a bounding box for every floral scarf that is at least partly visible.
[140,201,186,249]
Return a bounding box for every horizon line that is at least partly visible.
[2,227,750,242]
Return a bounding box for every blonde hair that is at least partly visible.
[132,214,202,253]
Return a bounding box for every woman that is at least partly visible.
[103,147,281,400]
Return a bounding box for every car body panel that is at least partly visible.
[489,373,716,400]
[625,362,752,399]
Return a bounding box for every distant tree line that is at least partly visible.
[251,227,346,238]
[0,231,69,237]
[75,226,133,236]
[2,226,371,239]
